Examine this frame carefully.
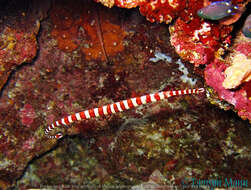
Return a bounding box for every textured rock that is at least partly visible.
[50,0,126,62]
[16,101,251,189]
[0,0,50,91]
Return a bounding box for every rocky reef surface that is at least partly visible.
[0,0,250,189]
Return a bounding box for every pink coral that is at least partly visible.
[205,60,251,121]
[19,104,37,127]
[204,25,251,122]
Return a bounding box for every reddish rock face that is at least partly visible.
[0,1,50,92]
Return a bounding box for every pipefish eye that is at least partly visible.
[197,9,204,17]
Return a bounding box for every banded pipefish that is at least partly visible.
[45,88,205,139]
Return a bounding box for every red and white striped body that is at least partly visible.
[45,88,205,139]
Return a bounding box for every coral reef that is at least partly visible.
[0,0,250,189]
[166,0,251,121]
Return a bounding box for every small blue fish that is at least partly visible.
[242,14,251,38]
[197,1,238,20]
